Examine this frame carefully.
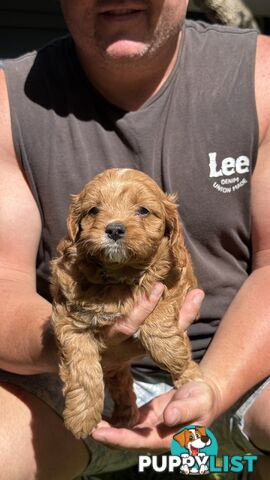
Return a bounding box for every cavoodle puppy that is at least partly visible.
[51,168,201,439]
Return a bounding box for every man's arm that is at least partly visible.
[0,68,57,374]
[196,33,270,414]
[161,34,270,425]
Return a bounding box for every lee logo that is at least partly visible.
[209,152,250,178]
[208,152,250,194]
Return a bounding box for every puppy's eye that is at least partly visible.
[88,207,99,216]
[137,207,150,217]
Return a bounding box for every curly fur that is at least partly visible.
[51,168,201,439]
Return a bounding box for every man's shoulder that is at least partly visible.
[1,35,75,117]
[255,35,270,144]
[184,20,258,67]
[256,34,270,80]
[256,34,270,76]
[185,19,258,38]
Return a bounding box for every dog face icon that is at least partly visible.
[173,426,212,475]
[174,426,211,455]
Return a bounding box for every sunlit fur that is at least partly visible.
[51,168,201,439]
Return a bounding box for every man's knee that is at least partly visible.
[0,383,90,480]
[0,383,39,479]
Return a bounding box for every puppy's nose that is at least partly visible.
[105,223,126,241]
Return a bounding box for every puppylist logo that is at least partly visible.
[138,425,257,476]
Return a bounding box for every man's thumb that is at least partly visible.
[163,384,208,427]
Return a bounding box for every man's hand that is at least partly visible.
[101,285,204,371]
[91,287,207,451]
[92,378,220,452]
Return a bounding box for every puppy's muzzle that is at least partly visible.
[105,223,126,242]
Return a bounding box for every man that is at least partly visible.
[0,0,270,478]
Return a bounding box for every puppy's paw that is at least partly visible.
[173,360,202,388]
[64,406,102,439]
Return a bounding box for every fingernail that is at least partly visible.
[150,283,164,299]
[166,408,179,426]
[192,292,204,306]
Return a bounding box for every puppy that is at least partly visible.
[51,168,201,439]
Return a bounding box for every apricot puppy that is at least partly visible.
[51,168,201,439]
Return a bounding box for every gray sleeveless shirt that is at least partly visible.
[3,20,258,361]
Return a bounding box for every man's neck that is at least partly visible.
[76,33,182,112]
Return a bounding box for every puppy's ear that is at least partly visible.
[66,193,83,243]
[57,194,82,257]
[163,194,186,266]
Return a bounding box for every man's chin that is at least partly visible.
[102,39,148,61]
